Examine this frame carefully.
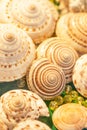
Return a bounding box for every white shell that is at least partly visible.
[0,24,35,82]
[13,119,51,130]
[0,89,49,129]
[0,0,58,44]
[73,54,87,98]
[26,58,66,100]
[52,103,87,130]
[37,37,78,83]
[56,13,87,55]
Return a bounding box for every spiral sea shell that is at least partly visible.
[52,103,87,130]
[0,0,58,44]
[37,37,78,83]
[56,13,87,55]
[0,89,49,129]
[13,119,51,130]
[26,58,66,100]
[73,54,87,98]
[0,24,35,82]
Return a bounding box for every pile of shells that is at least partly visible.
[13,119,51,130]
[56,13,87,55]
[52,103,87,130]
[0,24,35,82]
[0,0,58,44]
[37,37,79,83]
[0,89,49,129]
[26,58,66,100]
[73,54,87,98]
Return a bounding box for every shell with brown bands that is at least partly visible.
[37,37,78,83]
[26,58,66,100]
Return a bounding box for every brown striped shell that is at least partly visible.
[56,13,87,55]
[0,24,35,82]
[0,0,58,44]
[0,89,49,130]
[26,58,66,100]
[37,37,78,83]
[13,119,51,130]
[0,119,8,130]
[52,103,87,130]
[73,54,87,98]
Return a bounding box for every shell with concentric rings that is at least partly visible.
[0,89,49,129]
[26,58,66,100]
[0,0,58,44]
[0,24,35,82]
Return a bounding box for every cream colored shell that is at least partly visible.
[0,0,58,44]
[56,13,87,55]
[73,54,87,98]
[69,0,87,12]
[37,37,78,83]
[52,103,87,130]
[0,119,8,130]
[26,58,66,100]
[0,89,49,130]
[13,119,51,130]
[0,24,35,82]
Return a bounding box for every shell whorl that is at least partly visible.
[0,89,49,129]
[56,13,87,55]
[0,24,35,82]
[52,103,87,130]
[0,0,58,44]
[26,58,66,100]
[37,37,78,83]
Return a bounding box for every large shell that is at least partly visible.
[0,89,49,129]
[0,24,35,82]
[26,58,66,100]
[0,0,58,44]
[13,119,51,130]
[37,37,78,83]
[73,54,87,98]
[56,13,87,55]
[52,103,87,130]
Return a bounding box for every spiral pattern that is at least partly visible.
[26,58,66,100]
[56,13,87,55]
[73,54,87,98]
[0,0,58,44]
[52,103,87,130]
[0,24,35,82]
[37,37,78,83]
[13,119,51,130]
[0,89,49,129]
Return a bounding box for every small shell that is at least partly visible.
[37,37,78,83]
[52,103,87,130]
[56,13,87,55]
[0,89,49,129]
[13,119,51,130]
[69,0,87,12]
[73,54,87,98]
[0,24,35,82]
[26,58,66,100]
[0,0,58,44]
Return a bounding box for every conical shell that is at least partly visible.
[0,24,35,82]
[37,37,78,83]
[13,119,51,130]
[0,89,49,129]
[56,13,87,55]
[0,0,58,44]
[52,103,87,130]
[73,54,87,98]
[26,58,66,100]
